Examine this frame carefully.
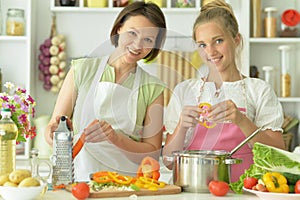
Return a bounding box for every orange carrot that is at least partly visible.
[53,184,66,191]
[72,133,85,159]
[72,120,101,159]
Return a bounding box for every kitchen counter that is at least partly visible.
[8,189,258,200]
[12,159,259,200]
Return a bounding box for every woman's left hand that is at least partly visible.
[207,100,244,125]
[84,119,116,143]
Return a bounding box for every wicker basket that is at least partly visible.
[283,132,294,151]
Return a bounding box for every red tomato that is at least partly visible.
[71,182,90,200]
[295,180,300,193]
[243,177,258,189]
[208,180,230,196]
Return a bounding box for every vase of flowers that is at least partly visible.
[0,82,36,174]
[0,82,36,143]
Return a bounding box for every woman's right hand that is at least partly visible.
[179,105,202,129]
[44,115,73,146]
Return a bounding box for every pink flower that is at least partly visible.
[0,82,36,142]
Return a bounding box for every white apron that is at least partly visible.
[74,56,141,181]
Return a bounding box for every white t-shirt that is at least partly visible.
[165,77,284,134]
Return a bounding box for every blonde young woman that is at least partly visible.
[45,2,166,181]
[163,0,284,182]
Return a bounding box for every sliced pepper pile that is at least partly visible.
[134,176,166,191]
[91,170,166,191]
[92,171,133,185]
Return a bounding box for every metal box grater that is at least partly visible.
[51,116,73,185]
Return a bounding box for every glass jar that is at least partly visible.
[60,0,76,6]
[6,8,25,36]
[251,0,262,37]
[262,66,276,93]
[279,9,300,37]
[264,7,277,38]
[278,45,291,97]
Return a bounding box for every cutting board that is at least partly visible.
[66,184,181,198]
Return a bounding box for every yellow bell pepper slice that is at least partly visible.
[138,177,166,188]
[107,171,133,185]
[262,172,289,193]
[198,103,216,128]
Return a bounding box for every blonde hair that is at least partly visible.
[192,0,243,68]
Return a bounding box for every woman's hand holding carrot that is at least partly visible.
[84,119,116,143]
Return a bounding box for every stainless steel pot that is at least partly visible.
[172,150,242,193]
[171,128,262,193]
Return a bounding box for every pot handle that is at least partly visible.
[162,155,174,162]
[225,157,242,165]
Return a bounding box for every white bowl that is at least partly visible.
[0,183,47,200]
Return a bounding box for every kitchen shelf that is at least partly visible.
[50,0,201,13]
[0,36,28,42]
[278,97,300,103]
[250,37,300,43]
[50,6,200,13]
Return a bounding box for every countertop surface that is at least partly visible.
[4,190,258,200]
[10,159,260,200]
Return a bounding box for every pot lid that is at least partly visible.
[281,9,300,26]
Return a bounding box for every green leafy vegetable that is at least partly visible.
[230,142,300,194]
[229,164,267,194]
[253,142,300,175]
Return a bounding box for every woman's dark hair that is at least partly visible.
[110,2,166,62]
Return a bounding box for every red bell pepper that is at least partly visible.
[137,156,160,180]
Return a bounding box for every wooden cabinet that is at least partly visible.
[0,0,36,158]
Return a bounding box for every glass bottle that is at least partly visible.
[278,45,291,97]
[264,7,277,38]
[0,108,18,175]
[6,8,25,36]
[30,148,52,182]
[262,66,276,93]
[251,0,262,37]
[30,148,52,196]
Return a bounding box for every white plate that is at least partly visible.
[243,187,300,200]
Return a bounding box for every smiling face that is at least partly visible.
[116,15,159,65]
[195,22,239,74]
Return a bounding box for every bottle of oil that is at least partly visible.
[0,108,18,175]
